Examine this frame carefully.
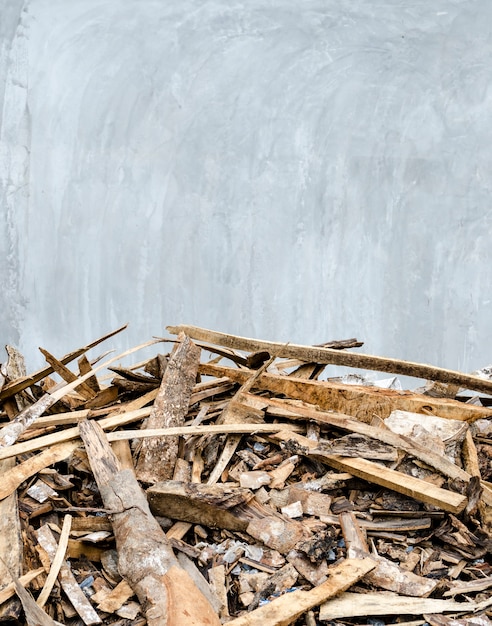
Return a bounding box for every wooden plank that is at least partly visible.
[135,334,201,484]
[167,325,492,395]
[272,431,467,514]
[198,363,491,423]
[225,557,375,626]
[259,396,472,483]
[78,419,221,626]
[319,591,474,620]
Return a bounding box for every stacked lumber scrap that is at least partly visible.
[1,325,492,626]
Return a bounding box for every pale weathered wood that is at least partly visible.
[35,523,101,624]
[37,515,73,608]
[0,455,23,621]
[199,363,491,422]
[225,557,376,626]
[135,334,201,483]
[319,591,475,620]
[79,419,221,626]
[168,325,492,395]
[0,568,45,605]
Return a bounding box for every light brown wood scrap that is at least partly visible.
[319,591,474,620]
[168,324,492,395]
[0,340,160,451]
[79,419,221,626]
[0,455,23,622]
[272,430,467,514]
[96,580,134,613]
[339,511,438,597]
[0,441,78,501]
[35,523,102,625]
[199,362,491,423]
[39,348,96,400]
[135,334,201,484]
[0,568,45,605]
[226,557,375,626]
[36,515,72,608]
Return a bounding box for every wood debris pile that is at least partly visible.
[1,323,492,626]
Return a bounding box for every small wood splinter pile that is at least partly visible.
[1,324,492,626]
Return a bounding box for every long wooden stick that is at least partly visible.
[167,325,492,395]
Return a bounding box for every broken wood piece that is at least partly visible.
[147,480,304,553]
[168,325,492,395]
[319,591,475,620]
[261,396,472,483]
[35,523,101,625]
[0,568,45,605]
[0,339,161,450]
[78,419,221,626]
[272,430,468,514]
[225,556,376,626]
[199,363,491,423]
[0,453,23,621]
[39,348,96,400]
[36,515,73,608]
[96,580,134,613]
[0,441,78,501]
[12,573,61,626]
[339,511,438,597]
[206,356,272,486]
[135,333,200,484]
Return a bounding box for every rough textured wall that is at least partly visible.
[1,0,491,373]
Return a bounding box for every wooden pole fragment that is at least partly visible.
[199,363,491,422]
[0,456,23,621]
[147,480,304,553]
[78,419,221,626]
[168,325,492,395]
[135,334,201,483]
[225,557,375,626]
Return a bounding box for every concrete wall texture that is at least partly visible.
[1,1,491,374]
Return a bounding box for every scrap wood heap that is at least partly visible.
[1,325,492,625]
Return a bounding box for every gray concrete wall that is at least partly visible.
[1,0,491,374]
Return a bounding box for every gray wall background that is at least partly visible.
[1,0,491,374]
